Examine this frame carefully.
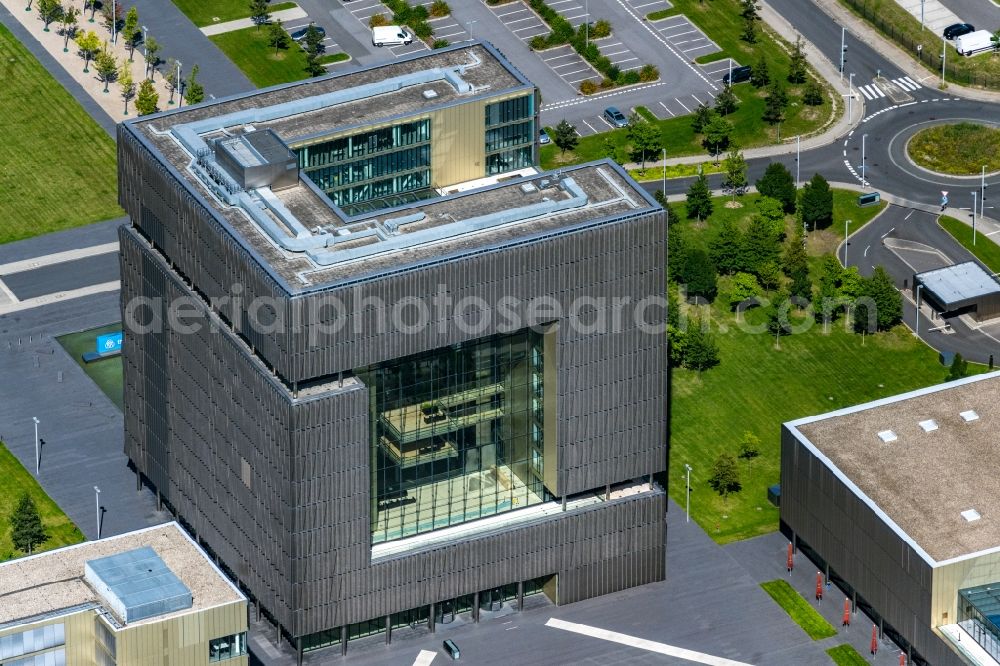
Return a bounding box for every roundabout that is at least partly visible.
[906,122,1000,176]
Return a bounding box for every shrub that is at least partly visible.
[429,0,450,17]
[591,19,611,39]
[432,38,449,49]
[369,13,389,27]
[618,70,641,85]
[599,77,614,89]
[606,64,621,81]
[579,79,598,94]
[529,34,549,50]
[638,63,659,82]
[413,21,433,40]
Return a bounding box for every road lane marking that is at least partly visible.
[413,650,436,666]
[0,281,119,315]
[0,242,119,276]
[546,618,754,665]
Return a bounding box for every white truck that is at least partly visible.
[954,30,995,56]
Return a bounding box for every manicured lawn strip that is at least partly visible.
[670,192,941,544]
[837,0,1000,86]
[210,26,341,87]
[908,123,1000,175]
[540,0,838,167]
[760,580,838,640]
[0,24,121,245]
[826,644,870,665]
[635,106,658,123]
[320,53,351,64]
[56,324,124,412]
[171,0,297,27]
[646,8,678,20]
[628,162,724,182]
[939,215,1000,273]
[0,443,84,561]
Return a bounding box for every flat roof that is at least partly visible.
[125,42,658,294]
[788,371,1000,565]
[915,261,1000,308]
[0,523,244,629]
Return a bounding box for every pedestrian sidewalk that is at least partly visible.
[200,7,307,36]
[623,0,865,171]
[893,0,960,36]
[3,0,183,121]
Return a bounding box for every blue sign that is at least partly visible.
[96,332,123,354]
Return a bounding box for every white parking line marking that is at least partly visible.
[413,650,436,666]
[659,101,675,116]
[674,97,691,113]
[546,619,754,666]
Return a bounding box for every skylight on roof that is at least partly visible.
[919,419,939,432]
[960,410,980,422]
[962,509,982,522]
[877,430,897,443]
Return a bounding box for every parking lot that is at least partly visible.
[344,0,428,57]
[622,0,673,14]
[280,15,343,63]
[700,57,742,84]
[649,14,721,59]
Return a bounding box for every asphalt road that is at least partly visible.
[3,253,120,300]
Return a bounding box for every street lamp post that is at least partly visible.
[941,42,946,84]
[920,0,925,30]
[141,25,148,76]
[585,0,589,48]
[848,73,854,123]
[916,284,923,338]
[111,0,116,43]
[796,135,801,188]
[983,166,987,222]
[973,192,978,246]
[32,417,39,475]
[661,148,666,197]
[94,486,101,539]
[844,219,851,266]
[176,60,183,108]
[861,134,868,187]
[684,464,692,523]
[839,27,845,83]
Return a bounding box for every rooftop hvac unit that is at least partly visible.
[422,89,439,99]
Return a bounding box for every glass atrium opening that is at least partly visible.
[357,329,549,544]
[959,583,1000,661]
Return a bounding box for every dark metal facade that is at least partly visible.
[780,426,965,666]
[118,114,668,642]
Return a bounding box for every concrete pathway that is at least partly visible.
[894,0,962,34]
[201,7,308,36]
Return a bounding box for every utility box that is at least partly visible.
[858,192,880,207]
[214,129,298,191]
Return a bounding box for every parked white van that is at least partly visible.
[954,30,994,56]
[372,26,413,47]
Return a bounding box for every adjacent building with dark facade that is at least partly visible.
[782,371,1000,666]
[116,42,668,658]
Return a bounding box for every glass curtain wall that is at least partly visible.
[485,96,534,176]
[358,329,548,544]
[296,119,433,213]
[959,584,1000,661]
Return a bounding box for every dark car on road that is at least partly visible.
[291,24,326,42]
[943,23,975,40]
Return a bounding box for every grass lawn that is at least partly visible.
[0,24,121,245]
[56,324,124,412]
[210,26,345,88]
[669,192,950,544]
[826,644,871,665]
[939,215,1000,273]
[541,0,839,168]
[0,442,84,562]
[171,0,297,27]
[908,123,1000,175]
[760,580,838,640]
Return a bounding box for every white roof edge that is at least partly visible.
[785,423,942,568]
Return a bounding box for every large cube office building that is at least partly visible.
[782,371,1000,666]
[117,42,668,655]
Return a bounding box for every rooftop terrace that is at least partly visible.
[0,523,243,629]
[789,371,1000,564]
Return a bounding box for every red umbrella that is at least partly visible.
[842,598,851,626]
[871,625,878,655]
[787,543,794,572]
[816,572,823,601]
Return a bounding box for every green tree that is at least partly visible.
[803,79,824,106]
[303,22,325,55]
[668,323,687,368]
[135,78,159,115]
[992,30,1000,55]
[75,29,101,73]
[37,0,62,31]
[839,266,864,299]
[268,20,289,55]
[714,82,738,115]
[118,60,135,115]
[723,147,748,199]
[708,452,741,502]
[10,493,47,555]
[743,214,781,273]
[683,321,721,371]
[123,6,139,60]
[861,265,902,332]
[788,35,807,83]
[757,260,782,292]
[553,119,578,156]
[59,6,78,52]
[741,16,757,44]
[101,2,122,39]
[762,82,788,125]
[740,0,761,21]
[164,57,179,104]
[668,223,687,282]
[738,431,761,479]
[184,64,204,104]
[144,35,160,78]
[750,55,770,88]
[686,172,714,221]
[94,44,117,93]
[709,218,745,275]
[947,353,970,381]
[766,292,794,336]
[755,162,797,213]
[783,227,809,279]
[702,115,733,162]
[681,249,718,302]
[627,113,661,170]
[729,272,761,311]
[800,173,834,230]
[250,0,271,29]
[755,195,786,235]
[691,102,713,133]
[304,51,325,77]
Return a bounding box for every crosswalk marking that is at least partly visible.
[892,76,921,91]
[857,84,886,100]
